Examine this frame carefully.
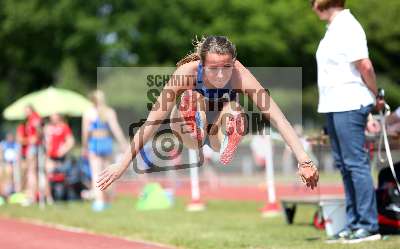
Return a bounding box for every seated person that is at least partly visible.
[386,107,400,136]
[44,113,75,202]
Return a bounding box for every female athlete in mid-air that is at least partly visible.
[97,36,319,190]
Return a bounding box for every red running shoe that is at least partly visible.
[219,113,244,165]
[178,90,204,141]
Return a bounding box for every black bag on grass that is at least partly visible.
[376,161,400,234]
[48,157,88,201]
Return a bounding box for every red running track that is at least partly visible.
[0,181,343,249]
[0,217,175,249]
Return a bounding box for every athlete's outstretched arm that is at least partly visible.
[235,61,318,188]
[97,65,194,190]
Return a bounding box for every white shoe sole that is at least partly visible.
[324,238,346,244]
[342,234,382,244]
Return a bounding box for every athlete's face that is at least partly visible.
[203,53,235,88]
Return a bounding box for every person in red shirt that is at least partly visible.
[44,113,75,203]
[24,105,42,204]
[26,106,42,148]
[16,123,29,160]
[16,122,29,192]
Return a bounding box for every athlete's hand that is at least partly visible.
[96,163,125,191]
[298,160,319,190]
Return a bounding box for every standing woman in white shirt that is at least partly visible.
[311,0,381,243]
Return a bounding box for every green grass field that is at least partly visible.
[1,196,399,249]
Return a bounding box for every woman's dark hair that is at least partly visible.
[177,36,236,67]
[310,0,345,11]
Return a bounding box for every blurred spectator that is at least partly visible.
[0,133,19,196]
[16,122,29,161]
[386,107,400,136]
[202,145,219,190]
[203,145,219,165]
[44,113,75,203]
[250,135,268,167]
[82,90,127,212]
[16,121,29,192]
[282,125,316,175]
[24,105,42,205]
[366,106,400,137]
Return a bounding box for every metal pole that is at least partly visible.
[38,144,46,209]
[189,149,200,201]
[265,135,276,204]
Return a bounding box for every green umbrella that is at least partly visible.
[3,87,93,120]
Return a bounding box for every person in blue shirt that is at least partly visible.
[0,133,19,196]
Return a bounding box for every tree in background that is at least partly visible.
[0,0,399,125]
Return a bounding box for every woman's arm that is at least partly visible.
[235,62,309,162]
[43,125,51,151]
[81,113,90,155]
[120,68,192,170]
[58,135,75,157]
[107,109,128,148]
[16,129,25,146]
[235,62,318,188]
[354,58,378,97]
[97,64,195,190]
